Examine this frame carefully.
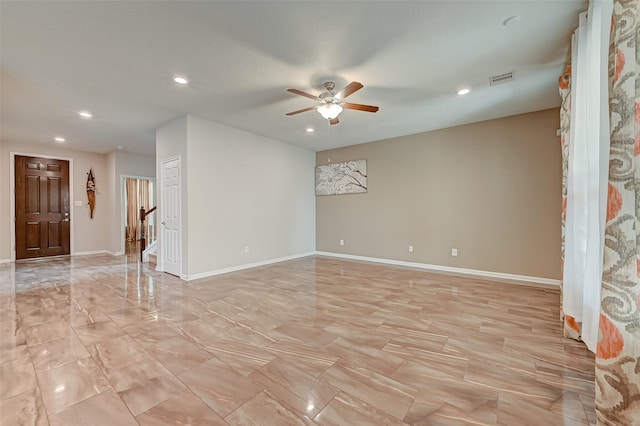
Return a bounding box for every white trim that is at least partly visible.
[315,251,561,288]
[142,240,157,256]
[184,252,316,281]
[142,240,157,262]
[74,250,120,257]
[120,174,156,256]
[10,152,74,261]
[158,156,182,276]
[0,251,120,263]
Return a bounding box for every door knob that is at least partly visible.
[62,218,70,222]
[161,221,166,225]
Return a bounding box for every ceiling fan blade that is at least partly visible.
[287,88,320,101]
[342,102,379,113]
[335,82,363,99]
[330,117,339,125]
[285,106,318,116]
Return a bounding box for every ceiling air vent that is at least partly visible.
[489,71,515,86]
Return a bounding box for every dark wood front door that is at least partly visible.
[15,156,70,259]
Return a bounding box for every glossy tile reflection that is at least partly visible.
[0,254,596,424]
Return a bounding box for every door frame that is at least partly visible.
[9,152,75,262]
[158,156,182,277]
[120,174,156,256]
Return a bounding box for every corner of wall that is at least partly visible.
[315,109,562,280]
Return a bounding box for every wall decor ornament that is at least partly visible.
[316,160,367,196]
[86,168,96,218]
[596,0,640,423]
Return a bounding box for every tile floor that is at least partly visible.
[0,254,595,425]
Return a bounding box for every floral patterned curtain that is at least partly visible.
[596,0,640,423]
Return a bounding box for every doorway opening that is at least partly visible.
[123,177,156,255]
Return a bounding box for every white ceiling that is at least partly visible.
[1,1,585,155]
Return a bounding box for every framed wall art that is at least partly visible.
[316,160,367,196]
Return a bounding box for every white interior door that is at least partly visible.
[160,157,181,277]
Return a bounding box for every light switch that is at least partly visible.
[74,200,83,207]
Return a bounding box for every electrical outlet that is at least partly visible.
[408,245,413,253]
[451,248,458,257]
[244,246,250,254]
[339,239,344,246]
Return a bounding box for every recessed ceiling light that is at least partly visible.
[117,145,124,150]
[306,128,314,133]
[54,136,65,143]
[78,111,92,119]
[173,76,189,85]
[457,88,471,95]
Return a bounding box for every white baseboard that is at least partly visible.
[185,252,316,281]
[142,241,157,258]
[0,251,121,263]
[74,250,121,257]
[315,251,561,288]
[74,250,109,256]
[2,249,559,288]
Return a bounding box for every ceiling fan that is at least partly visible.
[285,81,379,125]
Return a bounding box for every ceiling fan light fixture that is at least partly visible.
[173,76,189,85]
[317,103,343,120]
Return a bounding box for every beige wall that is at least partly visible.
[0,141,111,260]
[156,116,315,278]
[186,116,316,277]
[0,139,4,261]
[0,142,153,259]
[156,115,316,278]
[156,115,189,276]
[316,108,561,280]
